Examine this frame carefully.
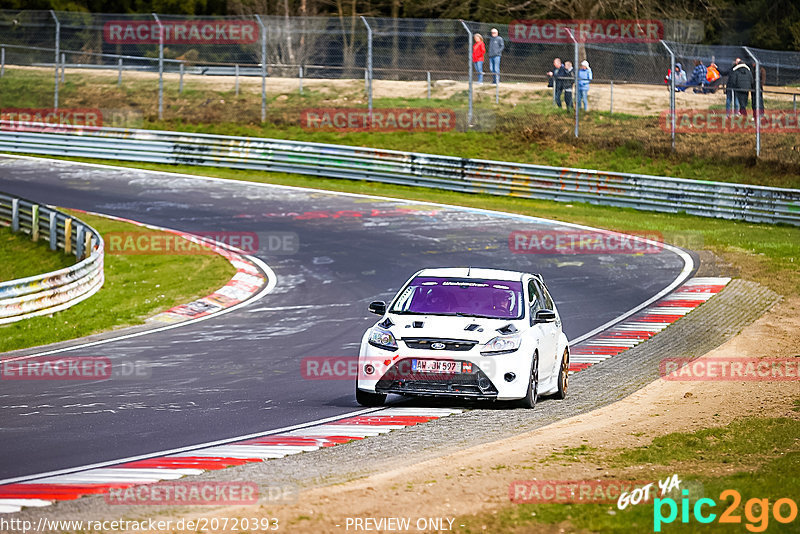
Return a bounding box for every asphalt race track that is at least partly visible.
[0,156,691,480]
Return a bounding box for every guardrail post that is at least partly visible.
[49,212,57,251]
[660,40,676,151]
[360,16,373,125]
[235,63,240,96]
[459,20,473,125]
[152,13,164,121]
[83,232,92,260]
[11,198,19,232]
[254,15,267,122]
[427,71,431,99]
[64,218,73,254]
[117,58,123,86]
[31,205,40,242]
[76,225,85,259]
[1,47,5,77]
[744,47,761,158]
[50,10,60,110]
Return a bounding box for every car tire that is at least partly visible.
[356,385,386,407]
[555,347,569,400]
[518,351,539,409]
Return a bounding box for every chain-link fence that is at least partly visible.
[1,10,799,168]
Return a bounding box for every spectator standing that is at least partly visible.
[487,28,504,84]
[472,34,485,84]
[719,59,739,116]
[563,60,574,110]
[727,59,752,116]
[547,58,566,108]
[577,60,592,111]
[750,62,766,116]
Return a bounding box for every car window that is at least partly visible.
[540,281,555,311]
[528,280,544,311]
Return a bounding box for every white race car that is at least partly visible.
[356,267,570,408]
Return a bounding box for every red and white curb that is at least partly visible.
[569,277,731,373]
[0,407,460,514]
[71,210,267,323]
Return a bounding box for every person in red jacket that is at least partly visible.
[473,33,485,84]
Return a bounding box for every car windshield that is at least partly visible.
[390,276,524,319]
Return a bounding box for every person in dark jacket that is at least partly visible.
[727,60,753,116]
[718,59,738,116]
[750,63,766,116]
[547,58,567,108]
[487,28,504,84]
[563,60,574,110]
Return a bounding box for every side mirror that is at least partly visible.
[533,309,557,324]
[368,301,387,315]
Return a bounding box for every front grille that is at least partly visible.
[375,359,498,397]
[402,338,477,351]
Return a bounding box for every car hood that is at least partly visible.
[384,314,524,344]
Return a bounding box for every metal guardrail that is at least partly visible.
[0,192,104,324]
[0,122,798,226]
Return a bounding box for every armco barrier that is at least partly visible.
[0,123,798,226]
[0,192,104,324]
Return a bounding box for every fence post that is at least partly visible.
[610,80,613,113]
[299,65,303,94]
[152,13,164,121]
[49,212,57,251]
[235,63,240,96]
[567,29,578,138]
[427,71,431,99]
[50,10,60,110]
[360,16,373,124]
[254,15,267,122]
[2,46,6,77]
[459,20,473,125]
[744,47,761,158]
[660,40,676,151]
[117,58,123,86]
[60,52,65,83]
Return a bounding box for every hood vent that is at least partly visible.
[496,324,518,335]
[464,323,483,332]
[413,321,424,328]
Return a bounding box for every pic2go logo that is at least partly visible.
[654,489,798,532]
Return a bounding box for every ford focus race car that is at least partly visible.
[356,268,570,408]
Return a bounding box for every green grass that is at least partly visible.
[0,225,76,281]
[458,417,800,533]
[35,157,800,298]
[0,211,235,353]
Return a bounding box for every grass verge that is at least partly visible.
[0,210,235,353]
[0,225,75,281]
[457,416,800,533]
[31,156,800,298]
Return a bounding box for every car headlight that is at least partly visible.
[481,333,521,355]
[368,328,398,351]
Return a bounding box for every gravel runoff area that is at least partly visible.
[10,277,779,527]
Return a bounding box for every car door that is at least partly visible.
[528,279,558,382]
[531,278,561,382]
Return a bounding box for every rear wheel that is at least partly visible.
[356,385,386,407]
[518,351,539,409]
[555,348,569,400]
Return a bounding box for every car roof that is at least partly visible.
[415,267,533,282]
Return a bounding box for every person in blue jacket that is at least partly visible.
[577,60,593,111]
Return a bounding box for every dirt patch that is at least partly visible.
[123,294,799,533]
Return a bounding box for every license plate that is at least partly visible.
[412,359,461,373]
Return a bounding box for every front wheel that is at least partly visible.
[518,351,539,409]
[555,348,569,400]
[356,385,386,407]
